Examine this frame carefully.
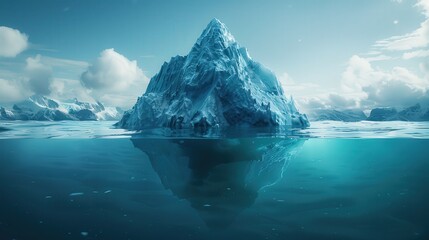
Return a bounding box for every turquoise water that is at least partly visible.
[0,122,429,239]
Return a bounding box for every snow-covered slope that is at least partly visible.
[117,18,309,130]
[0,95,123,121]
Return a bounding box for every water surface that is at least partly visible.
[0,122,428,239]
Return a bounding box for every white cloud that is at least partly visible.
[0,26,28,57]
[81,48,146,90]
[38,56,89,80]
[341,55,429,108]
[25,55,53,95]
[278,72,327,97]
[328,94,357,109]
[80,48,149,108]
[297,97,327,111]
[365,54,395,62]
[416,0,429,16]
[363,79,427,107]
[300,54,429,110]
[277,71,349,111]
[341,55,387,92]
[403,49,429,59]
[296,94,359,111]
[50,78,94,103]
[375,19,429,51]
[374,0,429,52]
[420,61,429,74]
[41,56,89,69]
[0,78,25,103]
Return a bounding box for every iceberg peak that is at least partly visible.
[195,18,236,49]
[117,19,309,130]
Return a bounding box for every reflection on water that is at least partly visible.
[1,138,428,240]
[132,137,305,228]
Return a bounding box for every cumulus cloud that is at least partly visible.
[328,94,357,109]
[341,55,429,108]
[0,78,25,103]
[25,55,53,95]
[336,0,429,109]
[298,97,327,110]
[80,48,149,108]
[363,79,427,107]
[50,77,94,103]
[299,52,429,112]
[276,71,358,112]
[297,94,358,112]
[0,26,28,57]
[278,72,327,98]
[81,48,146,91]
[341,55,387,92]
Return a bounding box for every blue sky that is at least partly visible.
[0,0,428,110]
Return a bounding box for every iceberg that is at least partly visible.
[117,18,309,130]
[131,137,305,228]
[0,95,123,121]
[308,109,367,122]
[367,104,429,121]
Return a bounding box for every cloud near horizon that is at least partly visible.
[80,48,149,108]
[0,50,148,109]
[0,26,28,57]
[339,55,428,109]
[296,0,429,112]
[297,54,429,112]
[25,55,54,96]
[0,78,25,103]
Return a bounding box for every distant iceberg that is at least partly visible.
[306,104,429,122]
[367,104,429,121]
[0,95,123,121]
[117,18,309,130]
[307,109,368,122]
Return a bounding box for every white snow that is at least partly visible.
[1,95,122,121]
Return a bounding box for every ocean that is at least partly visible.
[0,121,428,240]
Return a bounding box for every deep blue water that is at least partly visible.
[0,136,428,240]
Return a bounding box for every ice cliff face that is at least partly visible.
[0,95,123,121]
[117,18,309,130]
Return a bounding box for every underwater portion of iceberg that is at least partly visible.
[131,137,305,228]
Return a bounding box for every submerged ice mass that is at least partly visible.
[117,19,309,130]
[131,137,305,228]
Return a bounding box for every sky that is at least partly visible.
[0,0,428,111]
